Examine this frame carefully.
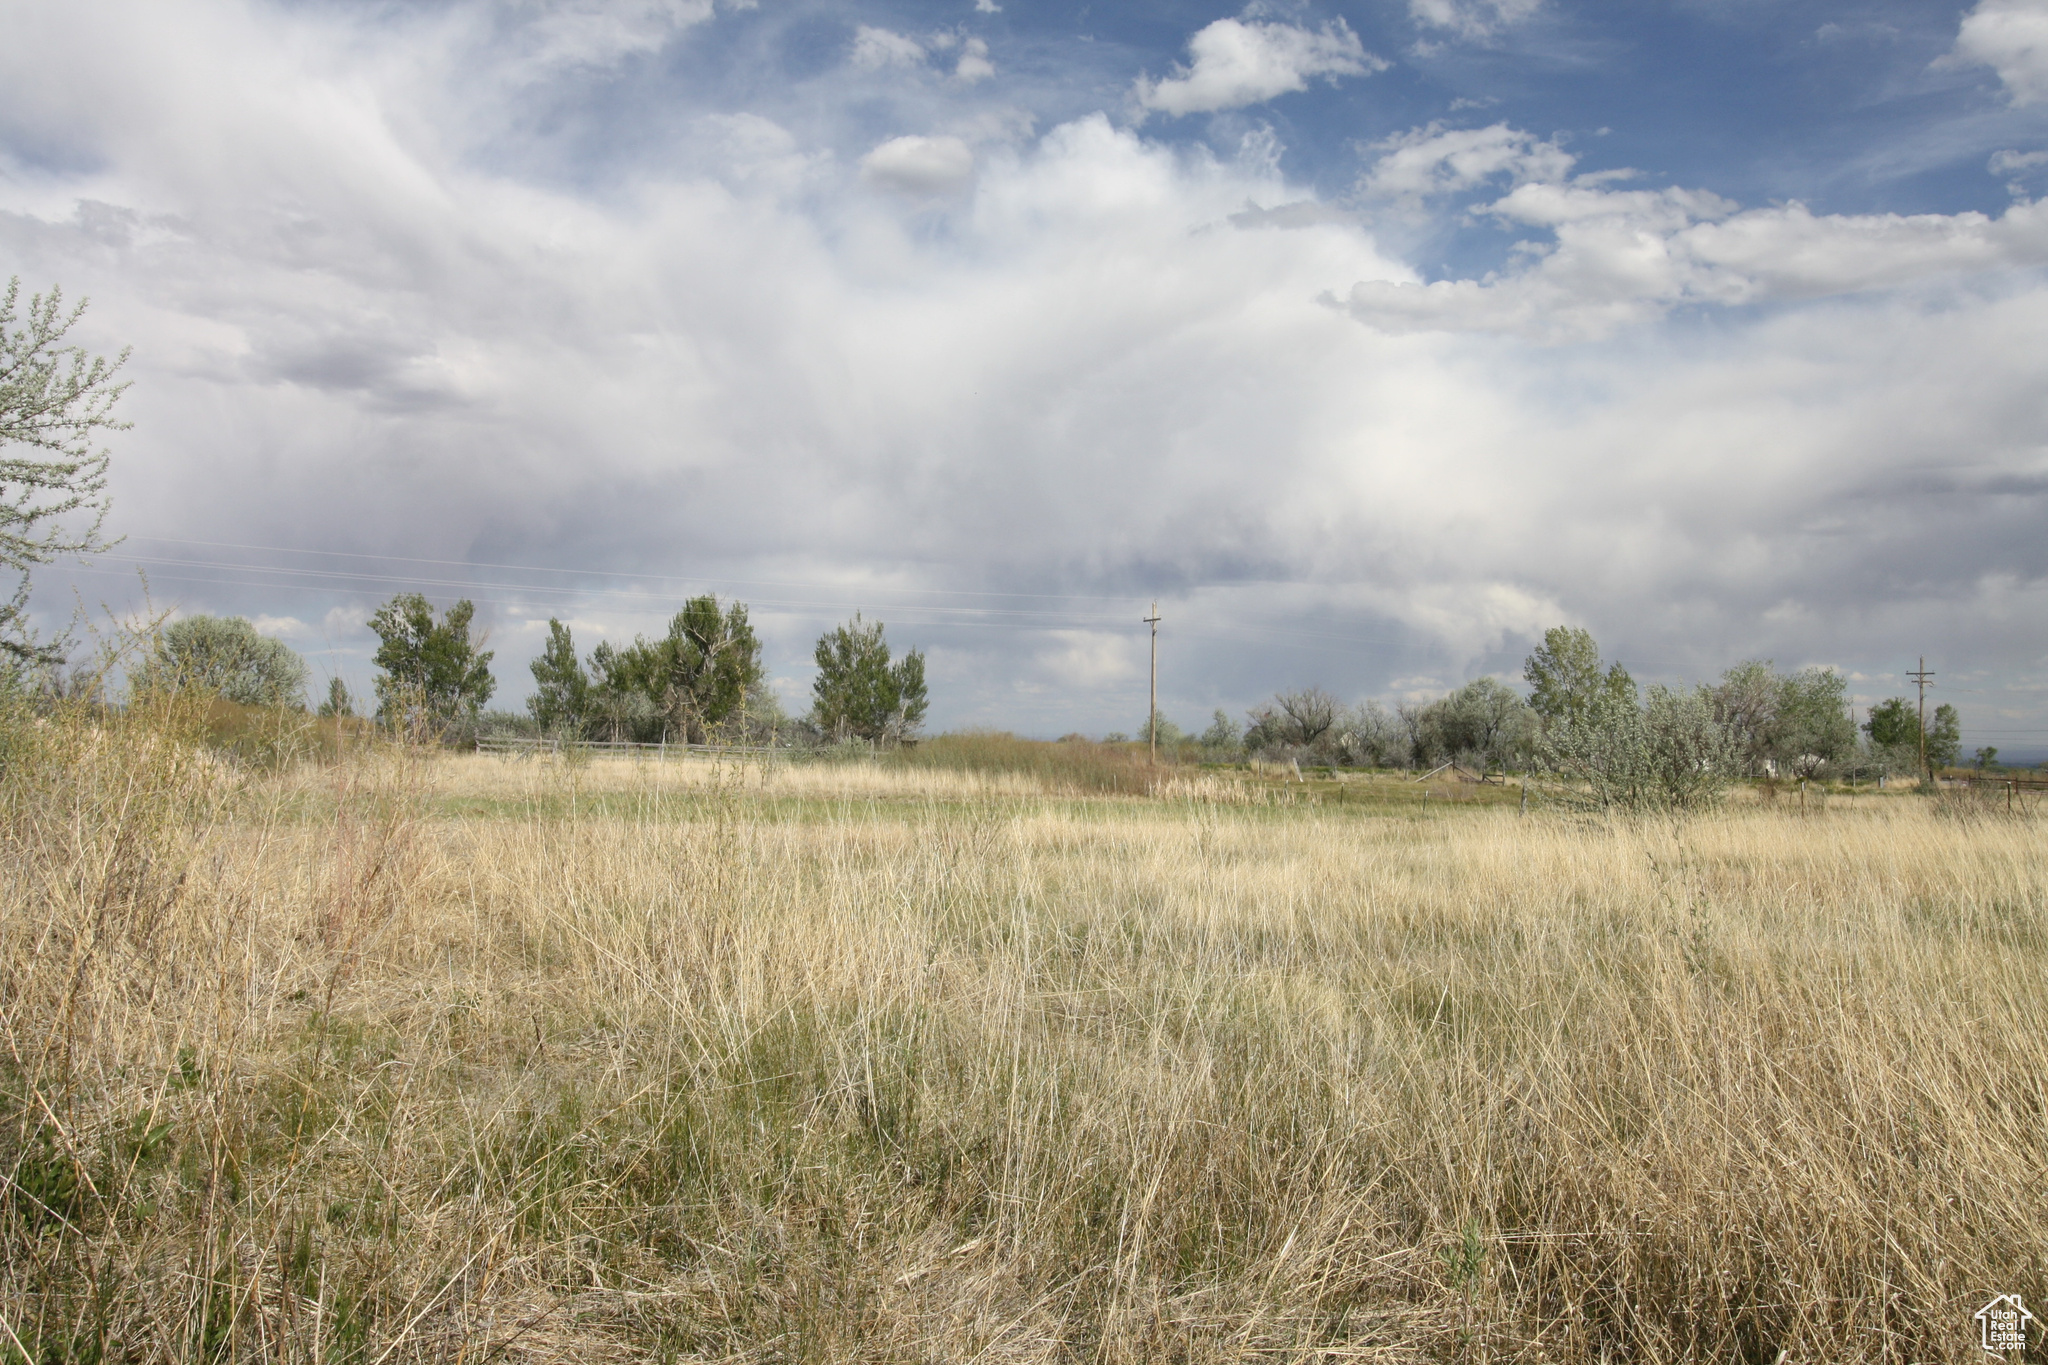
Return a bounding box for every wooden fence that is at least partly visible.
[1942,773,2048,793]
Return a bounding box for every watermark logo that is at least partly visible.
[1978,1294,2036,1354]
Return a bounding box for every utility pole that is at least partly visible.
[1144,601,1161,764]
[1908,655,1935,785]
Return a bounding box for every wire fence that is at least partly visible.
[1942,773,2048,792]
[474,736,796,759]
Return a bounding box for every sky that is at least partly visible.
[4,0,2048,753]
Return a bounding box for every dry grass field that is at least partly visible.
[3,702,2045,1362]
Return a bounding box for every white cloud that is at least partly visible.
[1134,16,1383,117]
[252,614,312,638]
[954,37,995,84]
[1992,146,2048,195]
[1346,124,2048,338]
[1360,122,1574,202]
[859,134,975,193]
[514,0,716,74]
[1409,0,1542,41]
[974,0,1001,11]
[850,25,927,70]
[1950,0,2048,105]
[849,27,993,92]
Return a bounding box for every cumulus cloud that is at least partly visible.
[1134,16,1383,117]
[1949,0,2048,105]
[953,37,995,83]
[1345,123,2048,338]
[850,25,993,82]
[1360,122,1573,202]
[850,25,928,70]
[4,0,2048,737]
[517,0,716,71]
[1409,0,1542,41]
[1992,146,2048,195]
[251,614,312,638]
[859,134,975,192]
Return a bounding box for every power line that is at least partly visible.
[49,562,1418,661]
[94,553,1134,624]
[124,535,1163,606]
[112,538,1429,650]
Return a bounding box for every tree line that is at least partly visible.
[1147,627,1985,810]
[133,593,929,748]
[0,278,1995,785]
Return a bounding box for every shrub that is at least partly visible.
[1541,684,1737,815]
[135,615,308,708]
[811,615,927,744]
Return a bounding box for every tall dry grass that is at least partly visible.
[1,717,2043,1362]
[885,731,1167,795]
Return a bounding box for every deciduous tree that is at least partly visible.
[1863,698,1919,751]
[0,280,129,662]
[662,595,763,741]
[318,677,355,718]
[527,618,590,734]
[1245,687,1338,752]
[1541,683,1736,815]
[1863,697,1960,773]
[1415,677,1537,771]
[1523,626,1635,729]
[1711,661,1857,777]
[811,614,927,743]
[368,594,495,725]
[137,615,308,708]
[1927,703,1961,770]
[577,596,763,743]
[1199,708,1243,754]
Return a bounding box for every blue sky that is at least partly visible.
[4,0,2048,752]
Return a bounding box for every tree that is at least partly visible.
[1863,698,1918,751]
[137,615,308,708]
[1199,709,1243,754]
[1140,710,1186,746]
[318,677,356,718]
[1770,668,1858,776]
[660,596,763,742]
[1523,627,1635,729]
[1711,661,1857,777]
[527,618,590,734]
[1332,699,1408,768]
[1541,683,1736,815]
[586,641,656,742]
[1245,687,1338,752]
[1710,660,1779,771]
[576,596,763,743]
[1976,746,1999,770]
[0,280,129,662]
[1927,703,1961,770]
[1863,697,1960,773]
[811,614,928,743]
[368,594,495,724]
[1415,678,1538,771]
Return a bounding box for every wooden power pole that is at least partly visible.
[1145,601,1161,764]
[1908,655,1935,784]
